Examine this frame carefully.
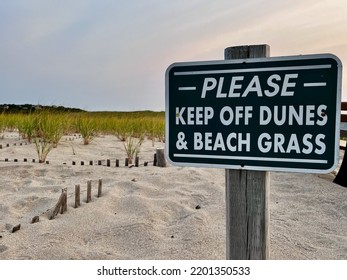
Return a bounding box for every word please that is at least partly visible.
[201,74,298,98]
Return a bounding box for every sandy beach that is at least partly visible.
[0,132,346,260]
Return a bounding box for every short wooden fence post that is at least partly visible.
[61,188,67,214]
[49,188,67,220]
[156,148,167,167]
[153,153,157,166]
[75,184,81,208]
[87,180,92,203]
[98,179,103,197]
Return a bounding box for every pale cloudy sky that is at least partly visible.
[0,0,346,111]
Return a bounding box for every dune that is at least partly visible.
[0,132,346,260]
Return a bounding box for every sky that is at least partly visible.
[0,0,346,111]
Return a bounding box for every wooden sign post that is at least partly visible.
[165,44,341,260]
[225,45,270,260]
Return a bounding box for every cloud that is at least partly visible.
[0,0,346,110]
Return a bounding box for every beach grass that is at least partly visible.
[0,109,165,161]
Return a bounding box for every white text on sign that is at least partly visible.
[201,74,298,98]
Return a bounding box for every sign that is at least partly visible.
[165,54,342,173]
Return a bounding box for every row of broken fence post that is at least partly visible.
[38,149,166,222]
[1,148,167,167]
[48,179,103,220]
[72,157,142,167]
[0,142,28,148]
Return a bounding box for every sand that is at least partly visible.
[0,132,346,260]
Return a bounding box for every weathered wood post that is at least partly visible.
[87,180,92,203]
[156,148,167,167]
[153,153,157,166]
[224,45,270,260]
[49,188,67,220]
[75,184,81,208]
[62,188,67,213]
[98,179,102,198]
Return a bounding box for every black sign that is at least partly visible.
[165,54,342,173]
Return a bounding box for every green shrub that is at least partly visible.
[74,115,96,145]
